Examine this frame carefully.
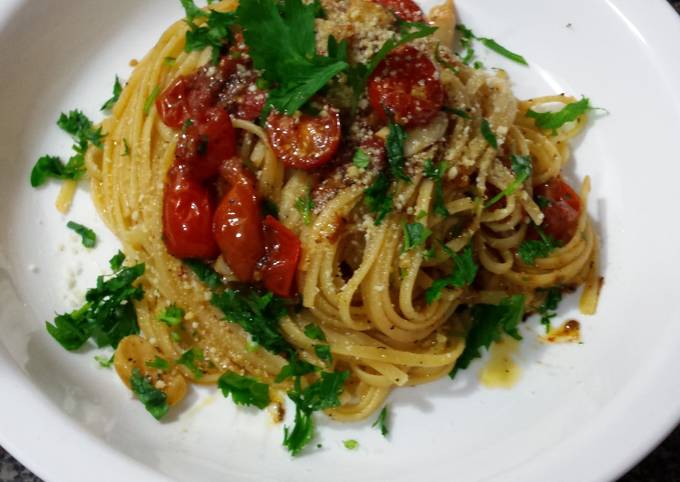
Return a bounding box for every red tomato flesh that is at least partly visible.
[212,177,264,283]
[261,215,301,298]
[265,107,341,169]
[371,0,424,21]
[367,45,445,127]
[163,168,219,259]
[534,177,581,245]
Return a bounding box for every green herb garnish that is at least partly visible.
[526,97,591,134]
[484,154,532,208]
[456,24,528,66]
[130,368,168,420]
[386,119,409,181]
[538,287,562,332]
[364,172,393,226]
[177,348,204,379]
[158,304,185,326]
[425,244,477,304]
[314,345,332,364]
[304,324,326,341]
[343,439,359,450]
[94,354,114,368]
[480,118,497,148]
[218,371,270,409]
[372,405,389,437]
[101,76,123,111]
[402,222,431,252]
[518,225,560,265]
[146,356,171,371]
[66,221,96,248]
[295,190,315,226]
[109,250,125,271]
[143,86,160,115]
[424,159,448,217]
[352,148,371,169]
[183,258,224,289]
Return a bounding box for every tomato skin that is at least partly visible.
[157,77,192,129]
[265,108,342,169]
[367,45,445,127]
[534,177,581,245]
[261,215,301,298]
[371,0,424,21]
[163,168,220,259]
[175,107,236,180]
[212,179,264,282]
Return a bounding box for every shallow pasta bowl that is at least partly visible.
[1,0,680,481]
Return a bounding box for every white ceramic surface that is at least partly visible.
[1,0,680,481]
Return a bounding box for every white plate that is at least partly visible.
[1,0,680,481]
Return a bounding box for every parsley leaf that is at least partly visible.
[218,371,270,409]
[130,368,168,420]
[94,354,114,368]
[526,97,591,134]
[343,439,359,450]
[66,221,96,248]
[424,159,448,217]
[109,250,125,271]
[46,261,145,351]
[480,118,497,148]
[211,289,292,354]
[402,222,431,252]
[295,190,315,226]
[518,225,560,265]
[314,345,332,364]
[304,324,326,341]
[386,119,409,181]
[183,259,224,289]
[146,356,171,371]
[456,24,528,66]
[352,148,371,169]
[237,0,347,114]
[275,355,317,383]
[425,244,477,304]
[477,37,528,66]
[101,76,123,111]
[158,304,185,326]
[364,172,393,225]
[372,405,389,437]
[180,0,206,22]
[177,348,204,379]
[31,110,103,187]
[538,287,562,332]
[484,154,532,208]
[143,86,160,115]
[450,295,525,378]
[443,106,470,119]
[283,370,349,455]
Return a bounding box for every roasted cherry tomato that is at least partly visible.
[371,0,424,21]
[157,77,192,129]
[367,45,445,127]
[175,107,236,180]
[163,168,219,259]
[212,177,264,282]
[265,107,341,169]
[534,177,581,245]
[261,215,301,297]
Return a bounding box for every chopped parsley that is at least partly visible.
[314,345,333,364]
[122,139,131,156]
[181,0,236,64]
[211,289,292,354]
[425,244,478,304]
[30,110,103,187]
[443,106,470,119]
[218,371,270,409]
[66,221,96,248]
[143,85,160,115]
[434,43,458,74]
[538,287,562,332]
[158,304,185,326]
[275,355,317,383]
[402,222,431,252]
[518,225,560,265]
[526,97,591,134]
[484,154,532,208]
[130,368,168,420]
[237,0,347,114]
[424,159,448,217]
[101,76,123,111]
[109,250,126,271]
[283,370,349,455]
[364,172,393,225]
[295,190,315,226]
[183,258,224,289]
[146,356,171,371]
[177,348,204,379]
[480,118,497,149]
[450,295,525,379]
[343,439,359,450]
[94,354,114,368]
[352,148,371,169]
[372,405,389,437]
[386,119,409,182]
[304,324,326,341]
[456,24,528,66]
[46,260,145,351]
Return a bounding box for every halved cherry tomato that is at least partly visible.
[163,168,219,259]
[534,177,581,245]
[367,45,445,127]
[261,215,301,297]
[157,77,192,129]
[265,107,341,169]
[212,177,264,282]
[371,0,424,21]
[175,107,236,180]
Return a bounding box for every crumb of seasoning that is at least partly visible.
[343,439,359,450]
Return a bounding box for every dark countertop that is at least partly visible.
[2,1,680,481]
